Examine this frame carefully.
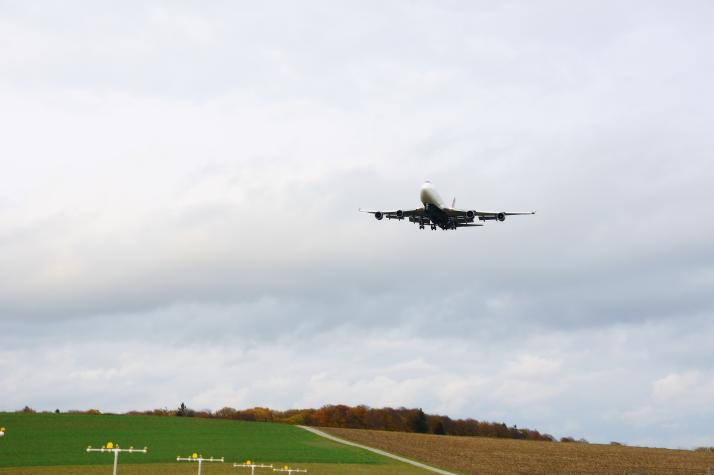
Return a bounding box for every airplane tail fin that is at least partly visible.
[451,197,456,208]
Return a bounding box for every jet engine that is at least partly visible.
[466,210,475,219]
[374,212,383,220]
[497,212,506,222]
[396,210,404,219]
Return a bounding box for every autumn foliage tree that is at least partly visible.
[124,404,554,442]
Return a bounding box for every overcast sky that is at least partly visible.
[1,1,714,449]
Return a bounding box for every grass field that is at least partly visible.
[0,413,428,474]
[321,427,714,475]
[0,463,424,474]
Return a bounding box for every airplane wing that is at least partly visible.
[442,208,534,217]
[359,208,425,220]
[473,210,536,221]
[474,210,535,216]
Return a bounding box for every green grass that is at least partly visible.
[0,413,393,469]
[0,462,427,474]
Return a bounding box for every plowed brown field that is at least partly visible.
[319,427,714,475]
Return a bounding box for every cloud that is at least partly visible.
[653,370,714,410]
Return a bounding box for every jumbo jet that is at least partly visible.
[360,181,535,230]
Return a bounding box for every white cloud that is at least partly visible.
[653,371,714,410]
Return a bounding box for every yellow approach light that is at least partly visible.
[233,460,273,472]
[192,452,198,459]
[87,442,147,475]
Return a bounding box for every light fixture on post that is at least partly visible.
[234,459,274,475]
[177,452,224,475]
[86,442,148,475]
[273,466,307,475]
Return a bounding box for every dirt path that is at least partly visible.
[298,425,458,475]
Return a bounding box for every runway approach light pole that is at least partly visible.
[86,442,147,475]
[234,460,274,475]
[177,452,224,475]
[273,466,307,475]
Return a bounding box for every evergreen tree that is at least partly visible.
[409,408,429,433]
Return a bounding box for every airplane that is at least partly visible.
[360,181,535,230]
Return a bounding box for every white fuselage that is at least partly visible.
[420,181,445,208]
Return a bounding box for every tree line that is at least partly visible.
[124,403,556,441]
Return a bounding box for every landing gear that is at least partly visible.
[431,224,436,230]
